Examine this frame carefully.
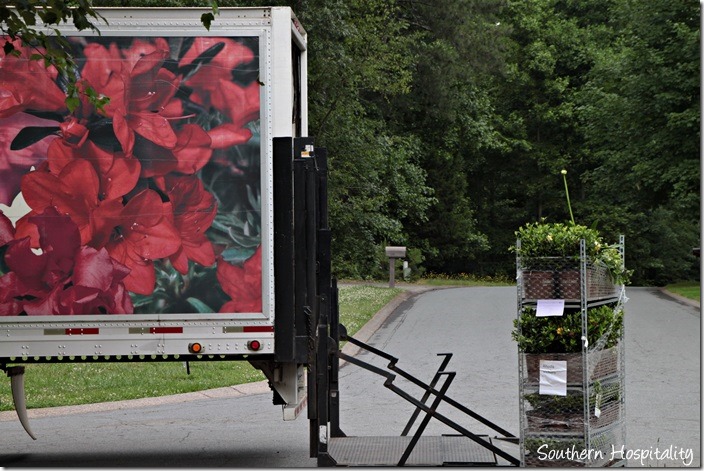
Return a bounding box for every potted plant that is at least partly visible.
[523,381,622,433]
[510,170,631,299]
[510,220,630,299]
[512,305,624,384]
[514,170,628,467]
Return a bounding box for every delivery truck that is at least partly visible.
[0,8,519,466]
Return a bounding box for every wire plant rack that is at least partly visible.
[516,237,627,467]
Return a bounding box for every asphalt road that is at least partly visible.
[0,286,699,467]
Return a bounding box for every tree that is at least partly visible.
[576,0,700,284]
[295,0,435,278]
[381,0,511,273]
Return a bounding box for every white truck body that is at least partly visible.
[0,7,305,359]
[0,7,309,419]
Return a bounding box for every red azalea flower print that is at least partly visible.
[1,34,262,314]
[156,174,217,274]
[0,211,14,246]
[0,208,134,315]
[81,39,180,159]
[110,62,181,157]
[217,246,262,313]
[179,37,258,149]
[104,189,181,295]
[18,164,180,296]
[132,123,213,178]
[209,80,260,131]
[46,118,141,201]
[18,159,125,247]
[0,113,58,205]
[179,37,255,89]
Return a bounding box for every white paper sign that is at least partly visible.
[539,360,567,396]
[536,299,565,317]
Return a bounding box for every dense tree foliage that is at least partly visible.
[3,0,700,284]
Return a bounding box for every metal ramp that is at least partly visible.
[328,435,498,467]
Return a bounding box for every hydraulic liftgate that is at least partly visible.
[294,140,520,467]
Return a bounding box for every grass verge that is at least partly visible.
[0,285,402,411]
[418,273,514,287]
[664,281,700,302]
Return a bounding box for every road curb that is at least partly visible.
[0,381,271,421]
[657,287,700,309]
[339,286,439,360]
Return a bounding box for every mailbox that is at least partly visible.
[385,246,407,288]
[385,246,407,258]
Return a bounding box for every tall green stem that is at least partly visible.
[561,169,575,225]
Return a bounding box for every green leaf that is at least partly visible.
[200,12,214,31]
[186,297,214,313]
[65,96,80,113]
[178,41,224,80]
[220,246,257,264]
[10,126,60,150]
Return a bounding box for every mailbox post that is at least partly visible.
[385,246,407,288]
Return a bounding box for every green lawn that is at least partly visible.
[665,281,700,302]
[0,285,402,411]
[418,273,514,287]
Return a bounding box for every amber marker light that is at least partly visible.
[188,343,203,354]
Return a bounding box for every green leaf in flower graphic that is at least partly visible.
[179,41,225,82]
[187,297,214,313]
[10,126,60,150]
[220,246,257,264]
[23,110,64,122]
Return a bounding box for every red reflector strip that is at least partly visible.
[65,328,100,335]
[149,327,184,334]
[243,326,274,333]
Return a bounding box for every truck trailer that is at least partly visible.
[0,2,310,425]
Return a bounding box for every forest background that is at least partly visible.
[4,0,701,286]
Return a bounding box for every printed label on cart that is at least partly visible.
[539,360,567,396]
[536,299,565,317]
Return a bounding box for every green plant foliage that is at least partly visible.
[512,221,602,260]
[512,305,623,353]
[511,220,632,285]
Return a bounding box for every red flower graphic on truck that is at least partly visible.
[0,35,263,315]
[217,246,262,313]
[0,209,133,315]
